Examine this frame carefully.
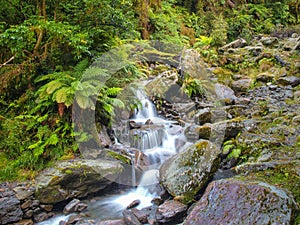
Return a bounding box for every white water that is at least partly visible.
[36,89,183,225]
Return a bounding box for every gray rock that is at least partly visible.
[231,79,252,92]
[131,208,149,224]
[184,179,297,225]
[13,186,35,200]
[63,199,87,214]
[260,36,279,46]
[13,219,34,225]
[283,38,300,51]
[159,140,221,203]
[126,199,141,209]
[0,189,23,224]
[256,72,275,83]
[219,38,247,53]
[122,209,142,225]
[95,219,125,225]
[156,200,187,224]
[195,108,211,125]
[215,83,237,104]
[33,212,52,223]
[245,45,263,56]
[35,159,123,204]
[277,76,300,87]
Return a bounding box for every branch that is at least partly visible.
[227,0,235,9]
[0,55,15,68]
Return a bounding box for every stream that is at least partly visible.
[37,89,187,225]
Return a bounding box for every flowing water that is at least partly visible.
[36,89,185,224]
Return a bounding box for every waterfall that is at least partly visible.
[37,87,185,225]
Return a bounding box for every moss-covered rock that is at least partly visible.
[35,159,123,204]
[159,140,221,204]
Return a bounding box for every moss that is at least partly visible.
[238,163,300,221]
[63,169,73,175]
[106,150,131,165]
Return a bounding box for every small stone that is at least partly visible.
[13,219,34,225]
[34,212,50,223]
[277,76,300,87]
[231,79,252,92]
[13,186,34,200]
[95,219,125,225]
[24,209,34,218]
[21,199,32,209]
[151,197,163,206]
[126,199,141,209]
[256,72,275,83]
[156,200,187,224]
[131,208,149,224]
[63,198,81,214]
[31,199,40,208]
[40,204,53,212]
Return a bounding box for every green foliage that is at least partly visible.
[182,75,207,98]
[0,96,77,181]
[210,14,228,46]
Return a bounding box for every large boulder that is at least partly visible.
[35,159,123,204]
[159,140,221,203]
[184,179,297,225]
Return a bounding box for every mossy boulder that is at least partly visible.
[184,178,297,225]
[159,140,221,204]
[35,159,123,204]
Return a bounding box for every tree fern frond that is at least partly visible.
[106,87,122,96]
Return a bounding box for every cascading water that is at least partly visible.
[36,88,185,225]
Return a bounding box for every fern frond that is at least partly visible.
[106,87,122,96]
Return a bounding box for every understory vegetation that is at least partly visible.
[0,0,299,181]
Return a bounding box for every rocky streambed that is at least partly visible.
[1,33,300,225]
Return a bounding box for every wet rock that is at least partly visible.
[129,120,141,129]
[131,208,149,224]
[277,76,300,87]
[0,185,23,224]
[134,151,151,172]
[159,140,221,203]
[184,125,202,142]
[231,78,252,92]
[156,200,187,224]
[95,219,125,225]
[33,212,54,223]
[126,199,141,209]
[215,83,237,104]
[63,199,88,214]
[122,209,142,225]
[184,179,297,225]
[151,197,163,206]
[35,159,123,204]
